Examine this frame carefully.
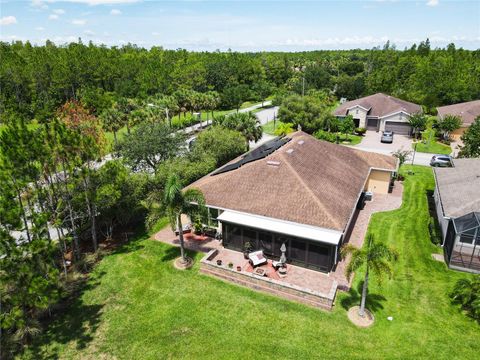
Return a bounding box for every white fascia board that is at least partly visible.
[347,104,371,112]
[380,110,411,119]
[217,210,342,245]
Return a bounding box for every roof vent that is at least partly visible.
[286,149,294,154]
[267,161,281,167]
[298,140,304,145]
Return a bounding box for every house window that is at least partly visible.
[356,109,359,114]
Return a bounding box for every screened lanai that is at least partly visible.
[444,212,480,273]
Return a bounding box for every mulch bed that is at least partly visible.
[347,306,375,327]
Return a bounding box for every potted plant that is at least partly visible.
[228,262,233,269]
[236,265,241,271]
[193,217,203,235]
[216,259,222,266]
[243,242,253,259]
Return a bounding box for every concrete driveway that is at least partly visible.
[353,131,432,166]
[355,130,412,152]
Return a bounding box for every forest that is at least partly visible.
[1,39,480,125]
[1,39,480,358]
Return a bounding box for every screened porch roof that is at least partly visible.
[453,212,480,235]
[217,210,342,245]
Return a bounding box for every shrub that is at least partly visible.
[355,127,367,136]
[451,276,480,321]
[313,130,337,143]
[428,217,442,245]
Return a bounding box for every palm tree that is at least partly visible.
[163,174,206,264]
[223,112,263,149]
[341,234,398,317]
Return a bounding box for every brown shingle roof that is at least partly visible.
[434,158,480,218]
[334,93,422,118]
[437,100,480,127]
[188,132,397,232]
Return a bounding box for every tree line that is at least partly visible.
[1,39,480,125]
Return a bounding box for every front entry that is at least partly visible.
[367,118,378,131]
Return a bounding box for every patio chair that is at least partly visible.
[248,250,268,267]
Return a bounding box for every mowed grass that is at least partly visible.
[414,140,452,155]
[21,166,479,359]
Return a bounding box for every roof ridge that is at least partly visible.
[278,149,343,230]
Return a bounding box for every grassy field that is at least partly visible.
[262,120,284,135]
[21,166,479,359]
[413,127,452,155]
[413,140,452,155]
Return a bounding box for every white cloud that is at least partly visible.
[84,29,95,35]
[0,16,17,26]
[49,14,59,20]
[427,0,439,6]
[110,9,122,15]
[36,26,45,31]
[31,0,48,10]
[72,19,87,25]
[53,9,65,15]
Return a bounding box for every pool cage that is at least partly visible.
[444,212,480,274]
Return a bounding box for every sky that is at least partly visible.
[0,0,479,51]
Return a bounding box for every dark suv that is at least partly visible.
[430,155,453,167]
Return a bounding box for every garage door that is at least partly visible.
[367,118,378,131]
[385,122,411,135]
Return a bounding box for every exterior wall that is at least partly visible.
[379,112,410,132]
[347,106,368,128]
[365,170,392,194]
[200,249,337,310]
[433,187,449,242]
[451,127,466,141]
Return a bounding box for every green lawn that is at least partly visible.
[413,141,452,155]
[340,134,363,146]
[262,120,284,135]
[413,127,452,155]
[21,166,479,359]
[104,101,268,150]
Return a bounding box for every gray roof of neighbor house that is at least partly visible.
[334,93,422,118]
[187,132,397,232]
[434,158,480,218]
[437,100,480,127]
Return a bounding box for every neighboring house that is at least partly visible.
[188,132,398,273]
[433,158,480,274]
[334,93,422,135]
[436,100,480,140]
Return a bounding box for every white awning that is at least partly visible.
[217,210,342,245]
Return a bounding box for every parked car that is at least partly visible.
[430,155,453,167]
[381,131,394,143]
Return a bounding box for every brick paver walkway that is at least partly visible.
[153,215,221,253]
[331,182,404,290]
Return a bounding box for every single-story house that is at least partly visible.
[334,93,422,135]
[436,100,480,140]
[188,132,398,273]
[433,158,480,274]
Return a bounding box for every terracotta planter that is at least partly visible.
[236,266,241,271]
[216,259,222,266]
